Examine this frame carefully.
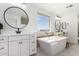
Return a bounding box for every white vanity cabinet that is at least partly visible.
[0,34,37,56]
[9,35,29,56]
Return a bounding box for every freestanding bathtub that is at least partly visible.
[38,36,67,56]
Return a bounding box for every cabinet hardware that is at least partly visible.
[19,42,22,44]
[20,42,22,44]
[32,49,35,51]
[32,41,35,43]
[19,42,20,44]
[0,47,4,50]
[32,36,34,37]
[0,39,4,40]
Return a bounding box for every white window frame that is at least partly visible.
[37,13,50,32]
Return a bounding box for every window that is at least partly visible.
[37,14,50,32]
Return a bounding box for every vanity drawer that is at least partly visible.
[30,44,37,55]
[30,35,36,39]
[30,40,36,47]
[30,35,36,44]
[0,36,8,42]
[9,35,29,41]
[0,42,8,55]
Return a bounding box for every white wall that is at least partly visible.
[0,3,55,35]
[61,13,78,44]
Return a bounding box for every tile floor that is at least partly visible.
[36,44,79,56]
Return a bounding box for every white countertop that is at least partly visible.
[0,33,36,36]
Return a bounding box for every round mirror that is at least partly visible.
[3,6,29,29]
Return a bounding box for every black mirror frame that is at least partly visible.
[3,6,29,34]
[3,6,29,29]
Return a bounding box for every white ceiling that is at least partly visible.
[30,3,79,17]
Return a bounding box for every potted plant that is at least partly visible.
[0,23,3,34]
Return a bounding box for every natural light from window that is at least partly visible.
[37,14,50,32]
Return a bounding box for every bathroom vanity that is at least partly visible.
[0,5,37,56]
[0,34,37,56]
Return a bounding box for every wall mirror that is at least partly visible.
[55,20,61,32]
[3,6,29,34]
[62,22,67,29]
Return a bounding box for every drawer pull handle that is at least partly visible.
[0,39,4,41]
[32,41,35,43]
[19,42,22,44]
[32,36,34,37]
[32,49,35,51]
[0,47,4,50]
[20,42,22,44]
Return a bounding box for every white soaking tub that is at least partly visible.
[38,36,67,56]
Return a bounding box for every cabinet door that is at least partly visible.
[0,42,8,56]
[9,41,20,56]
[20,40,29,56]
